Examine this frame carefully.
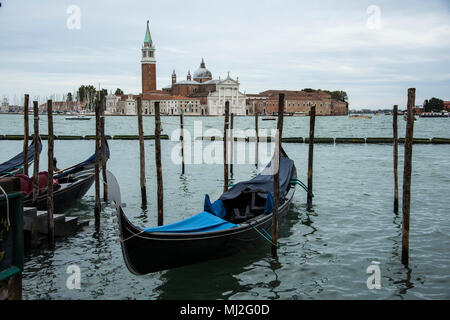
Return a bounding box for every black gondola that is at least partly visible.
[0,137,42,177]
[18,139,110,213]
[111,148,297,275]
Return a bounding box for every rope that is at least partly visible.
[252,225,280,248]
[120,228,145,243]
[290,179,314,198]
[0,185,10,228]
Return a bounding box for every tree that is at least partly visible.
[330,90,348,103]
[114,88,124,95]
[425,97,443,112]
[66,92,73,102]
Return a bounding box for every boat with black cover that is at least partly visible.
[17,139,110,213]
[111,148,297,275]
[0,137,42,177]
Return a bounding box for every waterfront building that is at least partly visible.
[246,90,348,116]
[1,97,8,112]
[444,101,450,111]
[116,21,248,116]
[105,93,120,115]
[38,100,88,113]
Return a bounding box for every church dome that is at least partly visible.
[193,58,212,80]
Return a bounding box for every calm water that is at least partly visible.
[1,114,449,300]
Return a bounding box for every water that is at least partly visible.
[1,114,449,300]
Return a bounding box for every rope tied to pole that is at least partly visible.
[252,225,280,248]
[290,179,314,198]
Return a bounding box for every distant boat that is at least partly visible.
[349,114,372,119]
[262,116,276,121]
[419,111,449,118]
[65,115,91,120]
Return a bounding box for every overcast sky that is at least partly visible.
[0,0,449,109]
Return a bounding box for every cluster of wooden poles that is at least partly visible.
[19,87,416,265]
[21,94,56,246]
[129,89,416,264]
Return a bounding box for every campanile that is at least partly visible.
[141,20,156,93]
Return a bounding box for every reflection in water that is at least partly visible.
[135,208,149,226]
[179,174,189,195]
[388,214,415,299]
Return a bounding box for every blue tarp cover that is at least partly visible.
[143,211,238,233]
[204,194,227,218]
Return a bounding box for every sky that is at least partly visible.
[0,0,449,110]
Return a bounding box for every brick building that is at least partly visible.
[246,90,348,116]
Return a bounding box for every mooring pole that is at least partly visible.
[137,97,147,208]
[100,94,108,202]
[180,110,185,175]
[223,101,230,192]
[393,105,399,214]
[94,95,101,229]
[255,109,259,168]
[32,101,39,205]
[307,105,316,209]
[46,100,54,246]
[230,112,234,176]
[402,88,415,266]
[23,94,30,176]
[272,93,285,258]
[155,101,164,226]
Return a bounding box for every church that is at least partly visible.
[135,21,247,116]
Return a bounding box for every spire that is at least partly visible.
[200,58,205,68]
[172,69,176,76]
[144,20,152,45]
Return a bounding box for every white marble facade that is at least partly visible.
[207,75,246,115]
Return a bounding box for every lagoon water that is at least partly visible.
[1,114,449,299]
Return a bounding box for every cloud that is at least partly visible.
[0,0,449,109]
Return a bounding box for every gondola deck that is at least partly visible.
[111,150,297,275]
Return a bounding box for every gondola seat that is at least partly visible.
[15,172,60,196]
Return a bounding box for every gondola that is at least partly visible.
[0,137,42,177]
[111,148,297,275]
[17,139,110,213]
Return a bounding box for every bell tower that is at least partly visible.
[141,20,156,94]
[172,70,177,85]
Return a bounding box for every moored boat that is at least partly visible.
[0,137,42,177]
[15,139,110,213]
[112,148,297,274]
[65,115,91,120]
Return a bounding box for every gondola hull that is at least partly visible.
[118,185,296,275]
[24,172,95,213]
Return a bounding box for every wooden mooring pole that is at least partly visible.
[307,105,316,209]
[47,100,55,246]
[393,105,399,214]
[23,94,29,176]
[100,96,108,202]
[137,97,147,208]
[230,112,234,176]
[255,110,259,168]
[223,101,230,192]
[401,88,415,266]
[94,96,101,228]
[32,101,39,204]
[272,93,284,258]
[180,110,185,175]
[155,101,164,226]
